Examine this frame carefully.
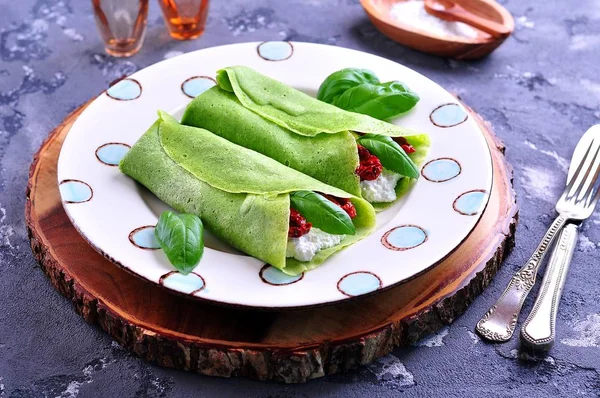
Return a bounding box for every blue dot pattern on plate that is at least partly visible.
[338,272,381,297]
[59,180,92,203]
[430,103,468,127]
[383,225,427,251]
[96,143,130,166]
[129,227,160,249]
[106,78,141,101]
[161,272,205,294]
[181,76,216,98]
[422,158,461,182]
[261,265,302,285]
[454,190,487,216]
[257,41,293,61]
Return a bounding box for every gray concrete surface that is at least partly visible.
[1,0,599,396]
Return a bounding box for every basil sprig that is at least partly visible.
[290,191,356,235]
[317,68,419,120]
[332,81,419,120]
[357,134,419,179]
[317,68,379,104]
[155,211,204,275]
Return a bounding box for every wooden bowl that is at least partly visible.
[360,0,514,59]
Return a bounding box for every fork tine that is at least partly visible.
[583,168,600,208]
[566,140,593,189]
[568,138,600,201]
[576,141,600,203]
[564,167,581,200]
[563,145,591,202]
[580,156,600,205]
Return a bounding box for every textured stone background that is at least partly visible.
[1,0,600,396]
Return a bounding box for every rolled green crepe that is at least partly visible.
[181,66,430,208]
[119,111,376,275]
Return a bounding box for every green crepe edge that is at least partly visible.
[218,66,421,138]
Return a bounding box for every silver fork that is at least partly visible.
[476,125,600,342]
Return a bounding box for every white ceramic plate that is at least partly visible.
[57,42,492,308]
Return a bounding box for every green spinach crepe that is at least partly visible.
[181,66,430,209]
[119,112,376,275]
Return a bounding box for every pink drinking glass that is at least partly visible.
[92,0,149,57]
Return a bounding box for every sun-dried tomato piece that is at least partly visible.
[356,145,383,181]
[401,143,416,154]
[393,137,416,154]
[356,155,383,181]
[322,194,357,219]
[394,136,409,146]
[338,199,357,218]
[288,208,312,238]
[357,144,371,161]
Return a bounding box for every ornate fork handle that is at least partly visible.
[521,223,578,350]
[476,214,569,342]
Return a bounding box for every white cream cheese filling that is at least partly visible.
[286,227,346,262]
[360,169,403,203]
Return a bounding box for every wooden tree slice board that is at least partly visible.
[26,102,517,383]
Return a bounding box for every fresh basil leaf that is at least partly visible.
[357,134,419,179]
[290,191,356,235]
[317,68,380,104]
[332,81,419,120]
[155,211,204,275]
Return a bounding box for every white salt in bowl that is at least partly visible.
[360,0,514,59]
